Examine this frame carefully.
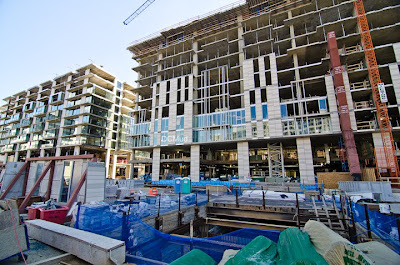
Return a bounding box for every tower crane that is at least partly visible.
[353,0,399,182]
[123,0,157,25]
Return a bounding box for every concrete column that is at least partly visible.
[40,149,45,157]
[169,103,177,145]
[74,146,80,156]
[112,153,117,179]
[190,145,200,182]
[14,151,19,162]
[325,144,331,164]
[55,147,61,157]
[26,150,31,159]
[324,75,341,133]
[152,147,161,181]
[267,54,283,137]
[237,141,250,179]
[296,137,315,184]
[389,63,400,115]
[183,101,192,144]
[393,43,400,62]
[372,132,387,168]
[342,71,357,130]
[129,152,135,179]
[243,59,254,139]
[105,148,111,178]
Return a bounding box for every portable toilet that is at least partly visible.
[182,177,191,193]
[174,178,183,193]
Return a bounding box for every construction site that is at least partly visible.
[1,0,400,264]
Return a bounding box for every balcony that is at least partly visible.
[41,140,56,149]
[87,86,115,102]
[14,134,29,143]
[5,113,21,124]
[31,123,44,133]
[23,102,35,112]
[130,122,151,136]
[1,144,15,152]
[19,143,30,151]
[47,110,62,121]
[20,118,33,127]
[33,106,47,116]
[28,141,40,150]
[43,129,59,139]
[49,92,65,104]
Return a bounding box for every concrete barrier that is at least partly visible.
[26,219,125,265]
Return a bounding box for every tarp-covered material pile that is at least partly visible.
[171,227,327,265]
[172,221,400,265]
[304,220,400,265]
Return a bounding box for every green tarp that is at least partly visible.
[225,236,278,265]
[171,228,328,265]
[277,228,328,265]
[170,249,217,265]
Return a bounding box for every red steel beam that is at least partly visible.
[327,31,362,180]
[26,154,93,161]
[18,160,55,213]
[45,162,56,201]
[66,169,87,209]
[0,162,29,200]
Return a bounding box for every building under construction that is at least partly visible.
[127,0,400,184]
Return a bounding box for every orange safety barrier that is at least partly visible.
[149,187,158,195]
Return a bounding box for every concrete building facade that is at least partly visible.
[0,64,134,179]
[128,0,400,183]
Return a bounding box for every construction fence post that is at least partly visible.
[364,204,372,240]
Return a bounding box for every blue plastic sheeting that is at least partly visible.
[75,203,280,265]
[153,180,256,188]
[300,184,324,190]
[350,201,400,254]
[76,192,208,225]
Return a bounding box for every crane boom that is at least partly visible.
[353,0,399,182]
[123,0,156,25]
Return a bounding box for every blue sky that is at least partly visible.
[0,0,237,102]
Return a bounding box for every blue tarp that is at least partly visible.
[74,202,280,264]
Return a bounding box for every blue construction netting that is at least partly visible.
[153,180,256,188]
[350,201,400,253]
[74,202,280,265]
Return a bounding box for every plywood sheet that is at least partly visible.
[361,168,376,182]
[317,172,353,189]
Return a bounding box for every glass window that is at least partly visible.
[154,120,158,132]
[252,123,257,137]
[262,104,268,119]
[251,106,256,121]
[161,118,169,131]
[161,132,168,145]
[176,116,184,130]
[281,104,288,118]
[176,130,184,144]
[319,99,327,113]
[60,161,74,203]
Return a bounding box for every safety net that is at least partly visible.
[350,201,400,253]
[74,199,281,264]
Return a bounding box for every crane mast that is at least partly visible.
[353,0,399,183]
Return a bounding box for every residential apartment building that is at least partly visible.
[128,0,400,183]
[0,64,135,178]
